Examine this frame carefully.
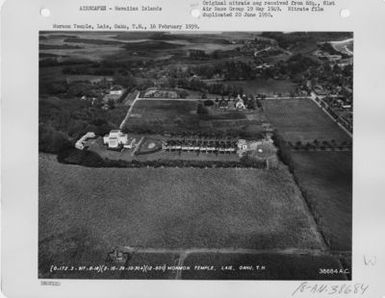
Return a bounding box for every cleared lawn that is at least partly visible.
[39,154,324,272]
[123,99,200,132]
[291,151,352,251]
[130,99,198,121]
[123,99,256,135]
[264,98,351,143]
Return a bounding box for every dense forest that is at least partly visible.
[39,97,126,153]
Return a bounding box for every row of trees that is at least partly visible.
[287,139,352,150]
[58,148,268,169]
[122,121,265,140]
[188,49,237,61]
[189,60,255,80]
[257,54,321,81]
[271,130,338,249]
[165,77,245,97]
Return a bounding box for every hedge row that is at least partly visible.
[57,148,268,169]
[272,131,333,249]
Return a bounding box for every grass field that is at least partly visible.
[264,98,351,143]
[130,99,198,120]
[39,153,324,273]
[291,151,352,251]
[124,99,200,132]
[123,99,258,135]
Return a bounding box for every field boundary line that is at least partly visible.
[290,172,330,251]
[309,94,353,138]
[119,92,140,130]
[137,98,200,102]
[290,148,352,152]
[264,96,309,100]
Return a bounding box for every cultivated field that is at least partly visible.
[291,151,352,251]
[264,98,351,143]
[39,153,325,273]
[122,99,264,137]
[123,99,199,132]
[130,99,198,121]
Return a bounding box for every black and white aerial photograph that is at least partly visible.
[38,31,353,280]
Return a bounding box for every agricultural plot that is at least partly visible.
[264,98,351,143]
[290,151,352,251]
[130,99,198,119]
[123,99,200,132]
[201,110,247,121]
[122,99,263,137]
[39,153,325,277]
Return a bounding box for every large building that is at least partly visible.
[103,130,135,150]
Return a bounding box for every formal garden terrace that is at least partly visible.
[64,131,278,169]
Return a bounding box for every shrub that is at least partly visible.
[203,99,214,106]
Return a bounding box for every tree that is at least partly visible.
[277,140,294,171]
[203,100,214,107]
[179,90,189,99]
[197,103,209,115]
[107,99,115,109]
[113,73,137,90]
[39,125,71,154]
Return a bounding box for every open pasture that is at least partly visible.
[123,99,261,135]
[123,99,200,132]
[264,98,351,143]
